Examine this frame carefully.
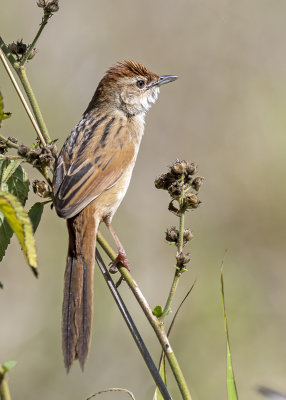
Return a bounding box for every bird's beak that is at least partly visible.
[148,75,178,88]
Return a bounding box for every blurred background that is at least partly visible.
[1,1,286,399]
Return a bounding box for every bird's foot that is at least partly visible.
[109,249,130,274]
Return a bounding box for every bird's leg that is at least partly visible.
[103,218,130,273]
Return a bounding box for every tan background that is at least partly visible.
[1,1,286,399]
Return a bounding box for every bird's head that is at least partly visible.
[86,61,178,117]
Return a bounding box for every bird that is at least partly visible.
[52,61,177,372]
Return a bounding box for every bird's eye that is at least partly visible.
[136,80,145,89]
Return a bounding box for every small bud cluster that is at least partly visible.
[155,160,204,271]
[8,40,36,62]
[37,0,59,13]
[17,142,57,168]
[0,137,18,154]
[32,180,51,198]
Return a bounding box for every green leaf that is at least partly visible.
[28,202,45,233]
[221,268,239,400]
[152,305,163,318]
[0,191,37,274]
[0,159,30,203]
[0,160,29,261]
[1,160,21,184]
[0,91,11,127]
[2,360,16,373]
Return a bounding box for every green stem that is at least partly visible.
[20,14,51,65]
[0,44,46,146]
[0,135,18,149]
[97,232,192,400]
[0,366,11,400]
[160,271,181,320]
[16,66,50,143]
[160,205,186,320]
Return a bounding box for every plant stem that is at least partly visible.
[0,366,11,400]
[20,14,51,65]
[160,271,181,320]
[0,43,47,146]
[160,205,186,320]
[97,232,192,400]
[16,66,50,144]
[0,135,18,149]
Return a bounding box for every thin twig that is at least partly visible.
[0,366,11,400]
[86,387,136,400]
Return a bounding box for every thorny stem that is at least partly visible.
[0,366,11,400]
[97,232,192,400]
[20,13,51,66]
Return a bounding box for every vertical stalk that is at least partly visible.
[0,366,11,400]
[16,66,50,143]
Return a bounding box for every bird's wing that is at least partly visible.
[53,114,135,219]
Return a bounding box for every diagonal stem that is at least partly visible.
[96,232,192,400]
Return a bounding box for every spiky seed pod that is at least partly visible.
[8,42,18,55]
[166,227,179,243]
[46,143,58,156]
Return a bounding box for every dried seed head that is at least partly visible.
[185,193,199,209]
[183,229,194,242]
[46,143,58,156]
[27,48,37,60]
[176,252,191,268]
[166,227,179,243]
[171,160,188,175]
[37,0,59,12]
[168,181,183,198]
[186,162,198,175]
[191,176,203,191]
[8,42,18,55]
[32,180,50,198]
[7,137,18,144]
[17,144,29,157]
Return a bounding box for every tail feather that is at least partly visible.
[62,202,99,372]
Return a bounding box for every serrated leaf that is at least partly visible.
[0,191,37,274]
[0,160,29,204]
[0,160,30,261]
[1,160,21,184]
[2,360,16,373]
[0,214,13,262]
[28,202,45,233]
[153,305,163,318]
[221,268,238,400]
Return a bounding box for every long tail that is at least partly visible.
[62,202,99,372]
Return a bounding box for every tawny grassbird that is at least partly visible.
[53,61,177,371]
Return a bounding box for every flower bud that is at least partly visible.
[7,137,18,144]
